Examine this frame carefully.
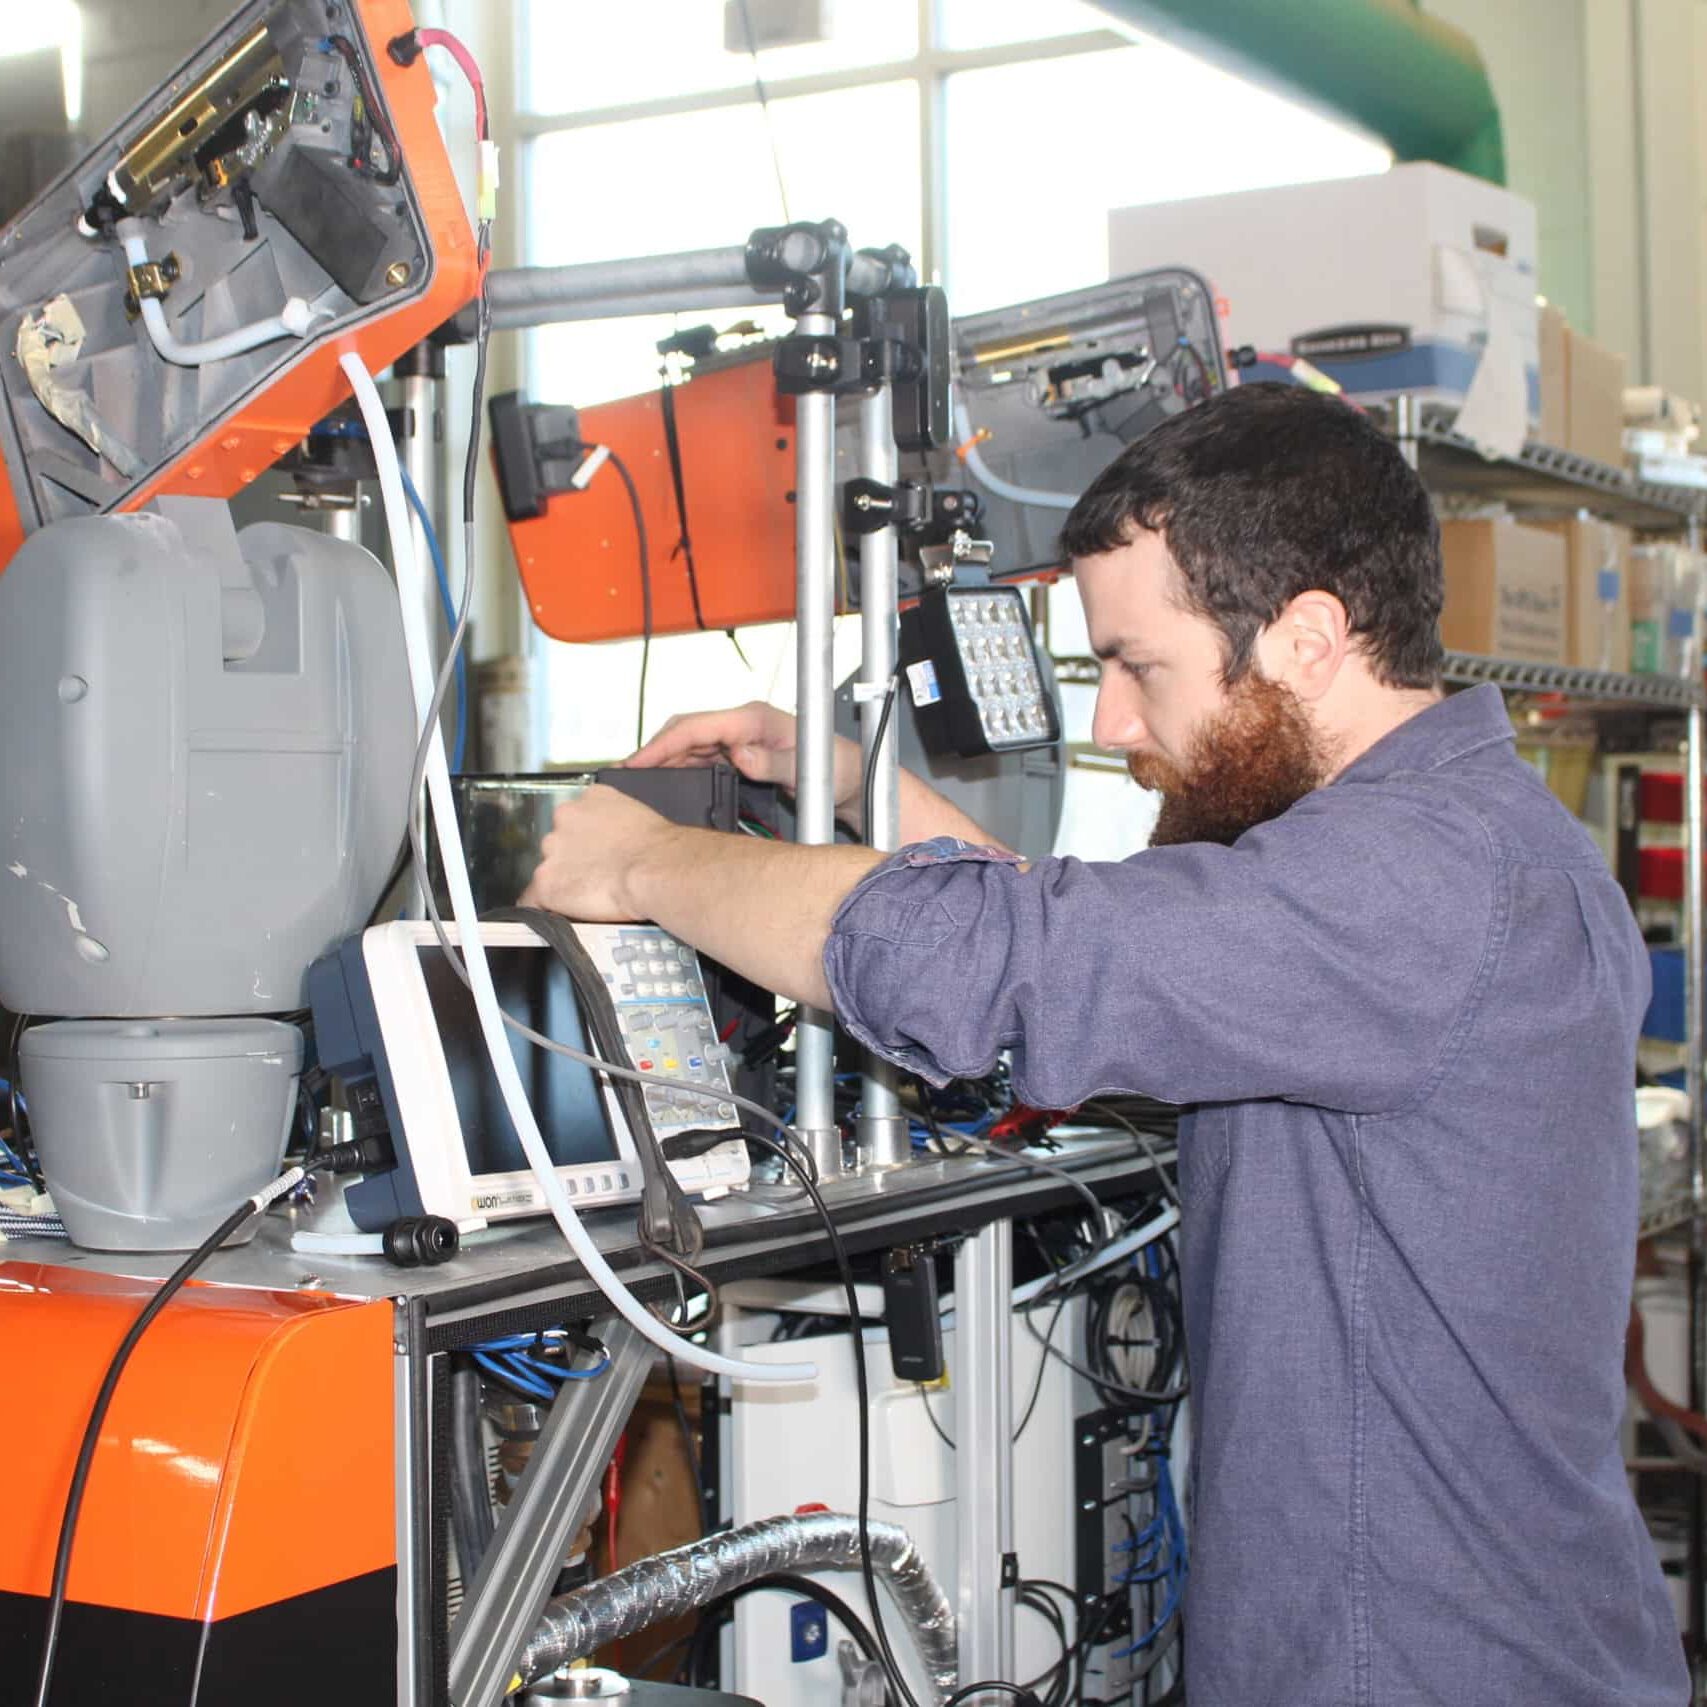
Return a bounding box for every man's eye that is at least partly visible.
[1119,660,1151,682]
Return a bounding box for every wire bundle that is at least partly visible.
[469,1329,611,1403]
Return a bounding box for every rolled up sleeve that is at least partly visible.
[822,788,1496,1114]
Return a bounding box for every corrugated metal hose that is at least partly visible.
[515,1511,958,1700]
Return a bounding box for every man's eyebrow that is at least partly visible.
[1092,638,1147,661]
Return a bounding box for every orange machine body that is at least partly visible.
[0,0,479,573]
[510,355,812,645]
[0,1260,396,1703]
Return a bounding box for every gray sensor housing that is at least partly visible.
[0,494,413,1016]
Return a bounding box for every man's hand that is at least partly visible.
[626,701,863,815]
[518,779,886,1012]
[519,784,681,921]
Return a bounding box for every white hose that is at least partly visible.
[119,223,325,366]
[1010,1203,1178,1305]
[339,352,813,1386]
[952,388,1079,511]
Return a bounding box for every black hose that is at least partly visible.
[449,1359,496,1579]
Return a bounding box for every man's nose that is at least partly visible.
[1093,683,1147,752]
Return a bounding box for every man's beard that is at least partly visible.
[1127,674,1330,848]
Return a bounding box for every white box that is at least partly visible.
[1108,164,1540,424]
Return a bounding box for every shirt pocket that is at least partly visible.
[1178,1103,1232,1204]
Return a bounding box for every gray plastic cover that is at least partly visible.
[22,1016,302,1250]
[0,496,413,1016]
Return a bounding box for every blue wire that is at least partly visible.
[398,464,468,773]
[470,1334,612,1402]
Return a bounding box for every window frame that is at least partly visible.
[513,0,1130,287]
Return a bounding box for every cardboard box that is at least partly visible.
[1439,519,1567,663]
[1107,162,1540,420]
[1565,327,1627,467]
[1538,303,1568,449]
[1534,516,1632,672]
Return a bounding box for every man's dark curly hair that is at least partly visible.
[1058,382,1444,689]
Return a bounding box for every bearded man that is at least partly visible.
[523,383,1687,1707]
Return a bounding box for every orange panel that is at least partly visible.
[0,1260,392,1619]
[510,357,808,644]
[0,0,479,570]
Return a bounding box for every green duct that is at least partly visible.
[1091,0,1505,184]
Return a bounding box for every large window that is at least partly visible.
[515,2,1389,845]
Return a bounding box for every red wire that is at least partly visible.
[603,1436,627,1567]
[413,27,489,140]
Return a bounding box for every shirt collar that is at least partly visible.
[1333,683,1513,786]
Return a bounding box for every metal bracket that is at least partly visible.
[122,252,180,320]
[774,331,867,397]
[918,530,996,580]
[843,476,928,537]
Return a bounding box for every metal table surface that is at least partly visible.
[8,1133,1170,1330]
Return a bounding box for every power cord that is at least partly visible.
[29,1163,310,1707]
[600,446,652,748]
[741,1131,920,1707]
[861,671,899,845]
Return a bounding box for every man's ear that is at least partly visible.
[1255,591,1348,703]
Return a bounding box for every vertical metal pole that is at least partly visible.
[324,487,364,546]
[856,386,909,1170]
[1687,511,1706,1682]
[397,349,447,917]
[393,1312,425,1707]
[955,1219,1015,1691]
[793,312,843,1180]
[1394,392,1420,472]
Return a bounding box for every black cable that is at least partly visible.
[1013,1293,1068,1442]
[861,672,899,847]
[657,376,708,632]
[449,1357,496,1578]
[665,1354,711,1536]
[326,33,402,185]
[6,1010,45,1191]
[1079,1099,1179,1210]
[1023,1281,1186,1409]
[364,836,414,928]
[716,1571,884,1667]
[917,1381,954,1451]
[910,1073,969,1158]
[1016,1584,1074,1707]
[742,1132,919,1707]
[942,1683,1039,1706]
[30,1175,297,1707]
[602,446,652,748]
[479,905,705,1273]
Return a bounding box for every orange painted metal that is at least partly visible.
[509,356,811,644]
[0,1260,393,1619]
[0,0,479,569]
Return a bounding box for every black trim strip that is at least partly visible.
[0,1568,396,1706]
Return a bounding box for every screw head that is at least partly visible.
[385,260,411,287]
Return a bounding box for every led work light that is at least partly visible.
[899,583,1060,758]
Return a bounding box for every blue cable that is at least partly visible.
[470,1333,611,1402]
[398,464,468,773]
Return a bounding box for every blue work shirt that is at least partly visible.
[824,684,1687,1707]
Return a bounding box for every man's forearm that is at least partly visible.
[897,768,1012,851]
[623,827,886,1011]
